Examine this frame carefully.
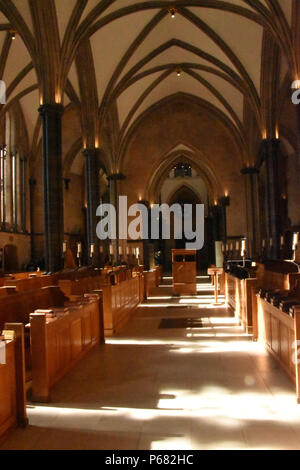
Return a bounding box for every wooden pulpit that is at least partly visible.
[172,249,197,296]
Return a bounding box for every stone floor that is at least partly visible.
[2,276,300,450]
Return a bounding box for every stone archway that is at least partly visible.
[159,183,214,273]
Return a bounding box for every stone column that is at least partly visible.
[139,199,150,270]
[262,139,281,259]
[218,196,230,243]
[211,204,221,242]
[5,115,13,229]
[108,173,125,265]
[20,157,26,232]
[16,153,22,231]
[29,178,36,262]
[241,166,259,258]
[38,104,64,273]
[83,148,101,267]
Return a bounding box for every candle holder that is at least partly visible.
[77,242,82,268]
[62,240,67,267]
[292,233,299,261]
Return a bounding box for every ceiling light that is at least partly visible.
[168,6,177,18]
[176,67,182,77]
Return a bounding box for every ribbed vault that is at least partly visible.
[0,0,297,176]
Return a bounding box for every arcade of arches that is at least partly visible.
[0,0,300,451]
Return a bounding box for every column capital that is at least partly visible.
[38,103,64,116]
[218,196,230,207]
[241,166,259,175]
[82,148,100,158]
[138,199,150,208]
[261,138,281,151]
[108,173,125,181]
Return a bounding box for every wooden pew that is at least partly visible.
[30,295,102,402]
[3,274,59,292]
[252,263,300,339]
[103,276,141,336]
[58,274,142,337]
[0,286,67,330]
[155,265,163,287]
[0,324,27,441]
[225,261,300,335]
[257,290,300,402]
[143,270,157,299]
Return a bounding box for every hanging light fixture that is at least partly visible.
[176,66,182,77]
[168,6,177,19]
[10,30,16,40]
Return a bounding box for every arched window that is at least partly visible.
[173,162,192,178]
[0,112,27,232]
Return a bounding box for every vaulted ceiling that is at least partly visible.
[0,0,298,169]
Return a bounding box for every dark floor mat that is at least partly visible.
[159,318,203,329]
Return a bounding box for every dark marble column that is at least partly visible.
[20,157,27,233]
[29,178,36,262]
[83,148,101,266]
[211,204,222,242]
[139,199,150,270]
[108,173,125,265]
[241,166,259,258]
[38,104,64,273]
[218,196,230,243]
[262,139,281,259]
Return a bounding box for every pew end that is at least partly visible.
[3,323,28,428]
[294,306,300,404]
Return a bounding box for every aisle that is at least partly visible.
[2,276,300,450]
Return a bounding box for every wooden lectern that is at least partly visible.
[172,249,197,296]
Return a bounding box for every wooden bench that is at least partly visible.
[59,274,142,337]
[0,324,27,441]
[0,286,67,330]
[225,261,300,334]
[155,266,163,286]
[3,274,60,292]
[257,292,300,402]
[143,270,157,299]
[30,295,102,402]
